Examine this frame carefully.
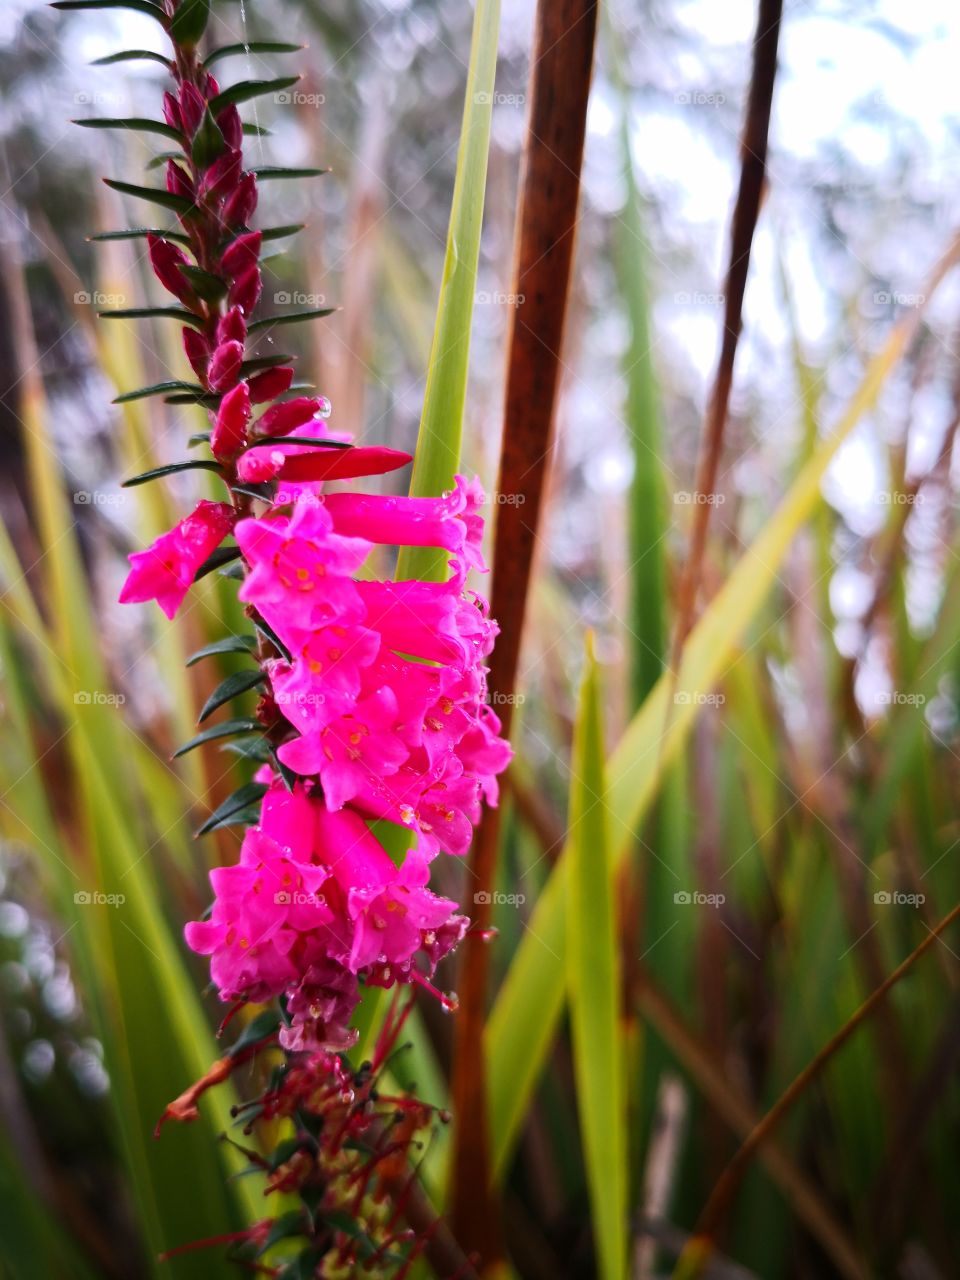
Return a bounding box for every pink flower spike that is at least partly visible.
[202,148,242,201]
[119,501,234,620]
[278,446,412,483]
[211,381,251,460]
[221,230,262,278]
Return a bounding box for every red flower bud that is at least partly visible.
[221,230,262,279]
[248,366,295,404]
[210,381,251,460]
[166,159,195,202]
[216,104,242,150]
[179,83,206,137]
[222,172,257,227]
[216,306,247,347]
[256,397,326,438]
[147,234,195,306]
[207,340,244,392]
[228,264,262,314]
[201,148,242,201]
[182,328,210,381]
[162,91,180,133]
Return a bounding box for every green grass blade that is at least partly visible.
[484,246,958,1178]
[395,0,500,583]
[566,638,627,1280]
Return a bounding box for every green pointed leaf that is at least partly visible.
[187,431,212,447]
[198,668,265,723]
[172,718,260,759]
[567,638,627,1280]
[222,738,271,762]
[113,379,205,404]
[251,166,328,180]
[103,177,195,215]
[208,76,300,114]
[169,0,209,47]
[122,460,223,487]
[165,391,219,405]
[242,435,349,452]
[191,106,226,168]
[89,226,190,245]
[75,116,183,142]
[186,635,256,667]
[193,544,241,581]
[144,150,183,171]
[395,0,499,582]
[259,224,305,242]
[229,481,275,503]
[177,262,227,302]
[242,122,271,137]
[196,781,268,835]
[253,616,291,662]
[229,1007,281,1055]
[52,0,166,18]
[241,352,295,373]
[91,48,171,67]
[205,41,303,65]
[248,307,336,332]
[99,304,204,325]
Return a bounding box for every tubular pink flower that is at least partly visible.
[119,500,234,620]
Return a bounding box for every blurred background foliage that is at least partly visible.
[1,0,960,1277]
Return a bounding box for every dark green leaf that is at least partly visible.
[241,123,271,137]
[205,41,303,66]
[208,76,299,114]
[113,380,205,404]
[75,117,182,142]
[186,635,256,667]
[230,482,275,503]
[251,166,328,180]
[177,263,227,302]
[219,562,245,581]
[170,0,209,47]
[221,738,270,762]
[249,307,335,332]
[165,392,220,406]
[103,178,195,215]
[172,717,259,759]
[144,151,183,171]
[229,1008,281,1056]
[52,0,166,18]
[240,352,294,373]
[99,305,204,325]
[196,781,268,836]
[187,431,212,447]
[191,106,226,168]
[122,460,223,487]
[261,1209,309,1253]
[244,435,349,451]
[259,224,305,242]
[89,226,190,245]
[193,545,241,581]
[91,48,171,68]
[198,669,265,723]
[253,616,291,662]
